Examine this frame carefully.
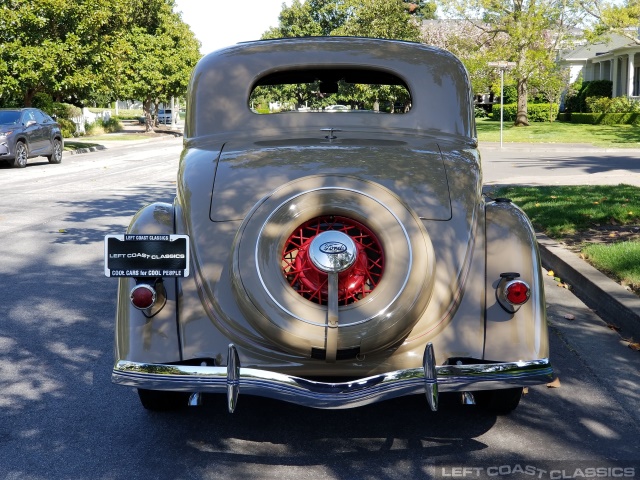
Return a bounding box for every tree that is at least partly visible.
[0,0,200,122]
[422,19,496,95]
[121,0,201,130]
[0,0,134,107]
[582,0,640,44]
[403,1,437,19]
[260,0,426,110]
[262,0,323,38]
[439,0,583,126]
[332,0,423,40]
[530,61,570,121]
[263,0,426,41]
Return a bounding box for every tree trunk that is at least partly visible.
[24,89,35,107]
[143,98,154,133]
[515,78,529,126]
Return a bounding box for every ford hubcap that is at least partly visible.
[282,215,384,305]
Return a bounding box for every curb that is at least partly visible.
[536,232,640,341]
[63,129,182,156]
[65,145,107,155]
[480,141,640,154]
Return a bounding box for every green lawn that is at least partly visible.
[477,118,640,147]
[582,242,640,292]
[490,185,640,236]
[493,185,640,294]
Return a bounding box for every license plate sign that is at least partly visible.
[104,235,189,277]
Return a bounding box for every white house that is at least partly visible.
[559,32,640,97]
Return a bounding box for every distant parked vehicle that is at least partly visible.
[156,109,177,125]
[0,108,64,168]
[325,104,349,111]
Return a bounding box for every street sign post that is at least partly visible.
[488,61,516,148]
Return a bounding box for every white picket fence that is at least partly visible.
[71,107,111,134]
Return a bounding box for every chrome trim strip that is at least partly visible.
[112,357,553,410]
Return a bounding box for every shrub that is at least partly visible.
[568,80,613,112]
[566,112,640,125]
[502,85,518,104]
[100,117,123,133]
[609,97,640,113]
[474,106,489,118]
[51,102,82,119]
[84,117,122,135]
[583,96,640,114]
[582,80,613,99]
[563,76,583,113]
[491,102,559,122]
[57,118,76,138]
[33,93,54,113]
[585,96,612,113]
[84,121,104,136]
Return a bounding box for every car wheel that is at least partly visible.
[232,175,436,358]
[47,138,63,164]
[475,387,523,414]
[13,141,28,168]
[137,389,190,411]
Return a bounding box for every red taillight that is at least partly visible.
[505,280,530,305]
[130,284,156,310]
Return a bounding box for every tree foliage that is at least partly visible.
[582,0,640,44]
[439,0,583,126]
[259,0,429,110]
[262,0,429,41]
[0,0,200,128]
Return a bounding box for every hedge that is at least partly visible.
[491,102,559,122]
[564,80,613,113]
[557,112,640,125]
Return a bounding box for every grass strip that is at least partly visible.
[582,242,640,292]
[476,118,640,147]
[491,185,640,237]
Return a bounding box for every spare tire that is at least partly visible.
[231,175,435,358]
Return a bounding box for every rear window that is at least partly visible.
[249,68,412,115]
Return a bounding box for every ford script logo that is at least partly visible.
[319,241,348,255]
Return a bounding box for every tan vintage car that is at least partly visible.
[105,37,553,414]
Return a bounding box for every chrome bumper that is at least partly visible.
[112,343,553,412]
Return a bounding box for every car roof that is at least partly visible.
[185,37,474,143]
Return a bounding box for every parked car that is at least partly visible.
[325,104,349,111]
[106,37,553,414]
[156,108,177,125]
[0,108,63,168]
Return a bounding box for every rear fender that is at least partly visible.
[114,202,182,364]
[484,199,549,362]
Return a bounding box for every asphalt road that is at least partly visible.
[0,139,638,480]
[481,142,640,186]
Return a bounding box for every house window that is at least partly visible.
[635,66,640,96]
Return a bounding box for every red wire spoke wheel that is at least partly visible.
[282,216,384,306]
